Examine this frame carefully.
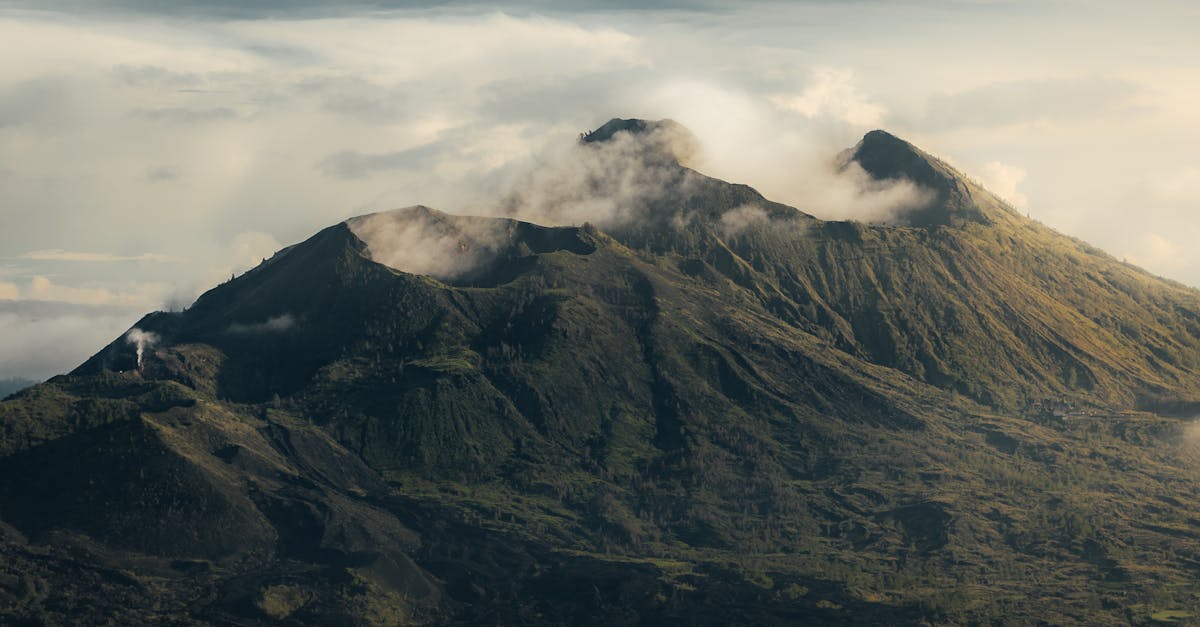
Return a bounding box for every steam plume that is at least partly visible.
[125,328,159,370]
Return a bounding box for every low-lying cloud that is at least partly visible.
[348,208,508,281]
[488,120,701,229]
[719,204,770,237]
[227,313,297,334]
[0,306,144,380]
[19,249,188,263]
[474,111,935,230]
[0,275,170,307]
[346,116,938,279]
[319,143,444,180]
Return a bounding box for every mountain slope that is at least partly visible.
[5,120,1200,624]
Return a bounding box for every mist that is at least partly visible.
[432,105,939,229]
[5,1,1200,381]
[227,313,297,335]
[345,118,937,279]
[0,306,144,380]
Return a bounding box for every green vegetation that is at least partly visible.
[5,123,1200,624]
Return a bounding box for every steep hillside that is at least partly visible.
[5,120,1200,625]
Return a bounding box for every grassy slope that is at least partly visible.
[6,130,1200,624]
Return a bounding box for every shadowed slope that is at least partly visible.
[5,120,1200,624]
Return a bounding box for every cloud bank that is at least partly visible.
[3,1,1200,379]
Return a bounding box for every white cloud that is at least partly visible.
[1142,167,1200,203]
[167,230,285,309]
[0,309,141,380]
[917,77,1142,131]
[20,249,188,263]
[770,67,886,127]
[1124,232,1198,277]
[0,282,18,300]
[3,0,1200,380]
[719,204,769,237]
[24,275,167,307]
[977,161,1029,209]
[227,313,296,335]
[226,231,283,274]
[637,79,925,222]
[225,14,647,85]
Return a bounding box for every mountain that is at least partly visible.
[5,119,1200,625]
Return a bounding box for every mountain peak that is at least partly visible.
[581,118,673,143]
[579,117,698,165]
[346,205,597,284]
[848,129,1007,228]
[852,130,934,183]
[14,116,1200,625]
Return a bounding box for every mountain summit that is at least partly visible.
[5,119,1200,624]
[847,129,1011,227]
[580,116,700,167]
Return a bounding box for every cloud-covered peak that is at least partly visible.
[581,118,673,143]
[579,117,699,167]
[346,205,596,283]
[847,129,997,228]
[851,130,937,185]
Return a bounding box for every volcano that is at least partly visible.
[5,119,1200,625]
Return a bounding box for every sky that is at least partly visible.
[2,0,1200,380]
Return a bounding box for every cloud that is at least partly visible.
[28,275,119,305]
[227,313,297,334]
[816,161,935,223]
[0,308,143,380]
[978,161,1029,209]
[318,143,444,179]
[1138,167,1200,205]
[2,0,1200,386]
[223,231,284,276]
[348,208,509,280]
[347,114,936,280]
[919,77,1143,130]
[487,120,702,229]
[0,77,76,129]
[1,0,738,19]
[1122,231,1200,278]
[112,64,204,88]
[632,80,930,223]
[20,249,188,263]
[719,204,769,237]
[24,275,166,307]
[146,165,181,181]
[0,275,170,309]
[160,230,286,310]
[131,106,238,123]
[294,74,410,123]
[770,67,886,127]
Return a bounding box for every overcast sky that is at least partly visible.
[2,0,1199,380]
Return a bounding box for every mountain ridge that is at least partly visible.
[846,128,1008,227]
[5,119,1200,624]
